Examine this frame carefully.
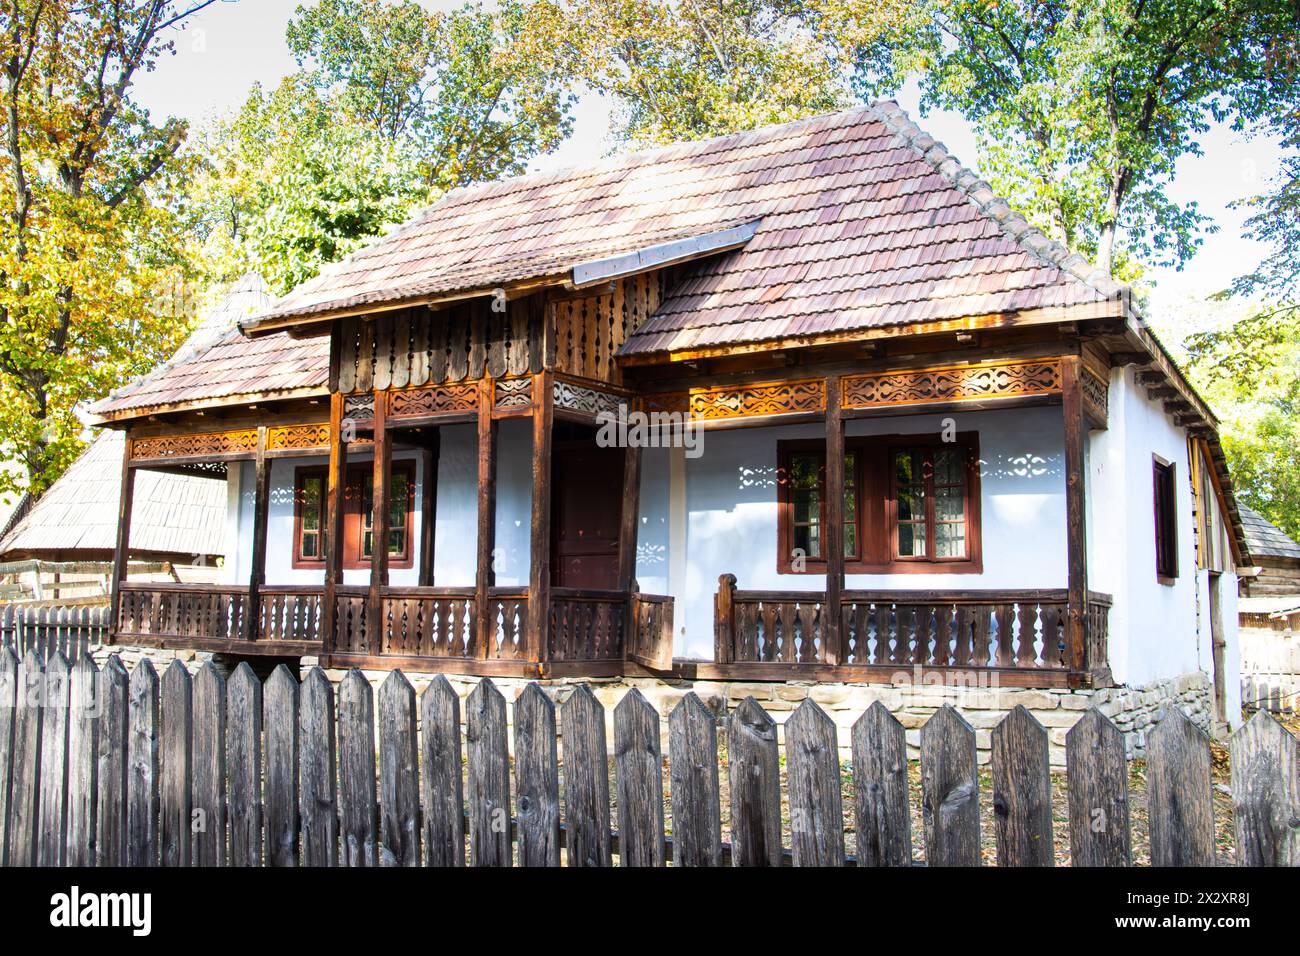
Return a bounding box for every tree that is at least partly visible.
[569,0,852,145]
[0,0,220,496]
[826,0,1300,277]
[1230,105,1300,310]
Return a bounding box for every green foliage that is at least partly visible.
[1231,106,1300,310]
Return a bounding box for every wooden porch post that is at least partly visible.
[618,442,642,666]
[475,377,498,658]
[245,425,271,642]
[823,375,844,665]
[1061,354,1090,674]
[419,430,440,587]
[527,371,553,667]
[369,389,391,648]
[109,435,137,639]
[322,391,348,659]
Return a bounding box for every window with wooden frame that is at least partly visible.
[777,434,981,574]
[293,461,416,570]
[1153,456,1178,583]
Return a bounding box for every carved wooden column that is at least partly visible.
[322,391,348,659]
[617,443,643,667]
[475,377,498,659]
[245,425,271,642]
[1061,354,1090,675]
[109,435,137,640]
[527,372,553,668]
[713,573,737,664]
[823,375,844,665]
[368,389,392,650]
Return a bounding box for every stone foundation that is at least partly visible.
[95,643,1213,766]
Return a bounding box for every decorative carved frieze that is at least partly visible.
[266,423,331,451]
[841,359,1062,409]
[1081,367,1109,430]
[553,380,623,418]
[689,379,826,421]
[343,394,375,421]
[387,382,479,418]
[130,429,259,462]
[494,377,532,410]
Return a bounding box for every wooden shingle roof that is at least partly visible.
[248,102,1116,350]
[1239,505,1300,562]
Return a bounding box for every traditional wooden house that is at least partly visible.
[86,104,1250,727]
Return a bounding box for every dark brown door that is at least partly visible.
[553,443,623,589]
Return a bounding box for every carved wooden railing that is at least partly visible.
[548,587,627,662]
[713,575,1112,676]
[256,586,325,645]
[485,587,528,661]
[117,582,249,646]
[627,592,675,669]
[332,585,372,655]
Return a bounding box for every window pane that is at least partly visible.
[843,521,857,557]
[390,474,408,530]
[933,448,962,485]
[897,487,916,522]
[935,486,965,522]
[936,522,965,558]
[302,477,322,531]
[793,488,820,526]
[794,523,820,559]
[897,523,925,557]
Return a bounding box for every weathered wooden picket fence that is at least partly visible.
[0,604,109,664]
[1,648,1297,867]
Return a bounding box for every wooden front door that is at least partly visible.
[553,443,623,589]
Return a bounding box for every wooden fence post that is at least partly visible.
[991,705,1053,866]
[466,677,511,866]
[921,705,980,866]
[786,698,845,866]
[9,649,43,866]
[614,687,664,867]
[0,646,17,867]
[714,573,737,664]
[192,662,227,866]
[36,652,70,866]
[420,675,464,867]
[562,684,611,867]
[727,696,781,867]
[160,660,192,868]
[378,670,421,867]
[1147,708,1215,866]
[1229,710,1299,867]
[851,701,912,867]
[1065,708,1130,866]
[299,667,337,867]
[338,669,378,867]
[669,692,722,867]
[228,662,264,867]
[514,683,560,867]
[65,654,99,867]
[127,658,159,867]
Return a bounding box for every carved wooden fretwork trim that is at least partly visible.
[266,423,331,451]
[494,376,532,410]
[387,382,479,418]
[841,358,1063,409]
[553,380,624,418]
[343,394,375,421]
[636,393,690,416]
[689,379,826,421]
[130,429,259,462]
[1081,367,1109,430]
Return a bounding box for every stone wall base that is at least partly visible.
[95,644,1213,767]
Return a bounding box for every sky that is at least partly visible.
[134,0,1287,331]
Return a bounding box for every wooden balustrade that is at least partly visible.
[548,587,627,662]
[257,586,325,645]
[628,591,675,669]
[379,586,479,658]
[117,583,249,647]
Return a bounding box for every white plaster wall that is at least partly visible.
[638,406,1070,659]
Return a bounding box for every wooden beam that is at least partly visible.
[420,430,440,587]
[322,391,348,656]
[475,377,498,658]
[109,438,137,638]
[369,389,392,644]
[1060,356,1090,674]
[527,372,553,664]
[245,426,271,642]
[823,376,844,666]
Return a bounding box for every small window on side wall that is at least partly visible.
[1153,456,1178,583]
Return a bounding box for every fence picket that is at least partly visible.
[614,687,664,867]
[228,662,264,867]
[786,698,845,866]
[378,670,420,867]
[668,692,721,867]
[419,675,463,867]
[0,646,18,866]
[338,669,378,867]
[1065,708,1130,866]
[262,665,297,868]
[466,677,511,866]
[127,659,160,867]
[990,705,1053,867]
[851,701,912,867]
[193,663,227,866]
[96,656,129,867]
[514,683,560,867]
[561,684,611,867]
[1147,708,1215,866]
[9,650,44,866]
[1229,710,1300,867]
[728,696,782,867]
[921,705,980,867]
[299,667,337,867]
[37,652,70,866]
[160,660,193,868]
[66,654,99,866]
